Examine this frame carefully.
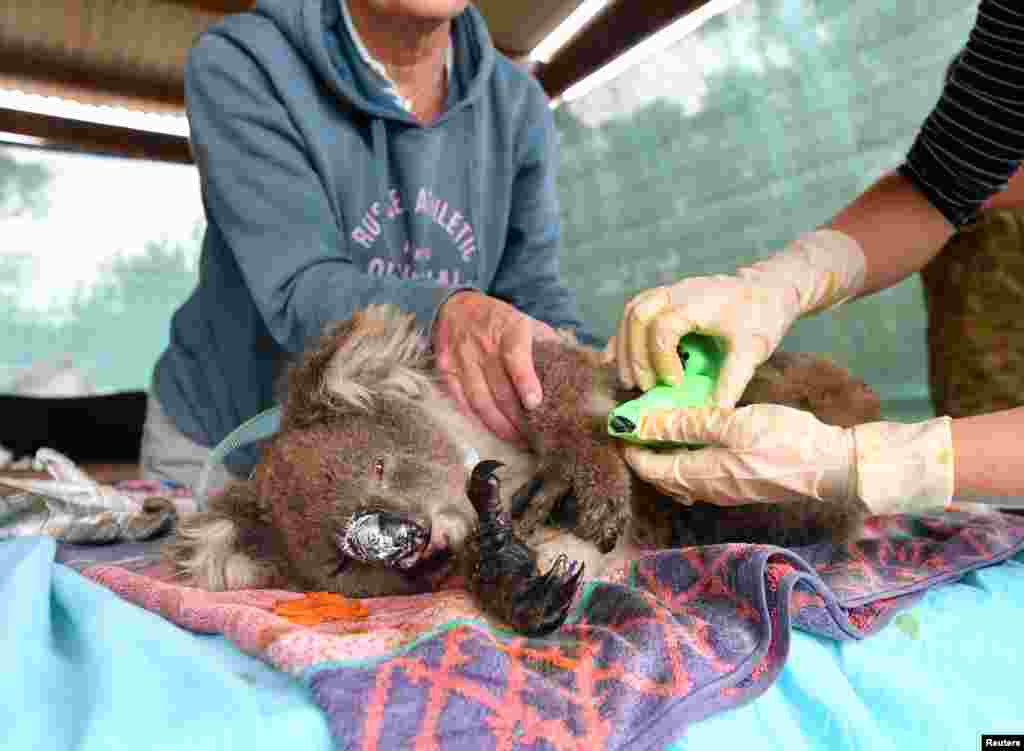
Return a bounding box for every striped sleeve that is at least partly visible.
[899,0,1024,228]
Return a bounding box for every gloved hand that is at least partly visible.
[614,229,867,405]
[622,404,955,514]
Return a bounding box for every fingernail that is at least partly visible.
[524,391,542,409]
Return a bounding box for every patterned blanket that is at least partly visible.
[79,509,1024,751]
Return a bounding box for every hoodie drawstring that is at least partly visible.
[470,115,485,286]
[370,116,396,258]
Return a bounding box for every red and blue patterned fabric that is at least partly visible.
[80,511,1024,751]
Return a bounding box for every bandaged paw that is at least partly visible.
[624,404,857,506]
[623,404,954,513]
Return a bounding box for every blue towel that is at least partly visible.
[0,537,332,751]
[3,529,1022,751]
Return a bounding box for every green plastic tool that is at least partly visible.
[607,333,724,449]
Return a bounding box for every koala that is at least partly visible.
[165,304,880,636]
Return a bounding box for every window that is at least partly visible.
[1,0,978,421]
[553,0,978,421]
[1,145,203,393]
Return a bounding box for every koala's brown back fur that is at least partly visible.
[165,304,879,624]
[518,337,875,555]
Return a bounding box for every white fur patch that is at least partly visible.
[174,516,272,591]
[526,527,606,583]
[322,365,374,410]
[321,305,434,411]
[418,390,536,486]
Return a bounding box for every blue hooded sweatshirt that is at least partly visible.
[152,0,589,473]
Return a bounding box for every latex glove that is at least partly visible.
[622,404,955,514]
[433,290,560,446]
[615,229,867,405]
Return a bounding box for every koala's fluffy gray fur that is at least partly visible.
[165,304,880,632]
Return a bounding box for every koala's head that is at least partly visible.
[255,305,480,597]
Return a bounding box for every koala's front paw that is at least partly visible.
[511,441,632,555]
[509,469,571,539]
[475,538,585,637]
[468,461,584,636]
[567,444,633,553]
[504,553,585,637]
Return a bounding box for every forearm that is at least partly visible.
[825,171,955,298]
[951,407,1024,499]
[980,167,1024,212]
[828,0,1024,297]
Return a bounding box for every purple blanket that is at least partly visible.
[83,510,1024,751]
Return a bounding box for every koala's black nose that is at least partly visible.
[337,511,429,565]
[378,513,423,542]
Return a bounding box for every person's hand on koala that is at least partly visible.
[433,290,561,446]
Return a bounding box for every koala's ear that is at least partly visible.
[164,480,278,591]
[279,304,435,428]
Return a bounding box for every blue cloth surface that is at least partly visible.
[2,536,1021,751]
[671,549,1024,751]
[1,537,332,751]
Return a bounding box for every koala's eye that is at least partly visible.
[373,459,385,481]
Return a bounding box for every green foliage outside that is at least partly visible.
[1,160,203,392]
[552,0,977,421]
[0,150,51,219]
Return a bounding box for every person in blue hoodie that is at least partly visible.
[140,0,590,488]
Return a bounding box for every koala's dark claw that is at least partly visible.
[469,460,583,637]
[550,492,579,527]
[510,475,544,519]
[509,554,585,637]
[467,460,505,515]
[561,558,586,599]
[520,553,569,597]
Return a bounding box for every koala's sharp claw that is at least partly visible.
[469,459,514,557]
[467,460,504,515]
[520,553,568,597]
[537,591,578,637]
[470,460,582,637]
[509,553,584,637]
[510,475,544,519]
[561,559,585,600]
